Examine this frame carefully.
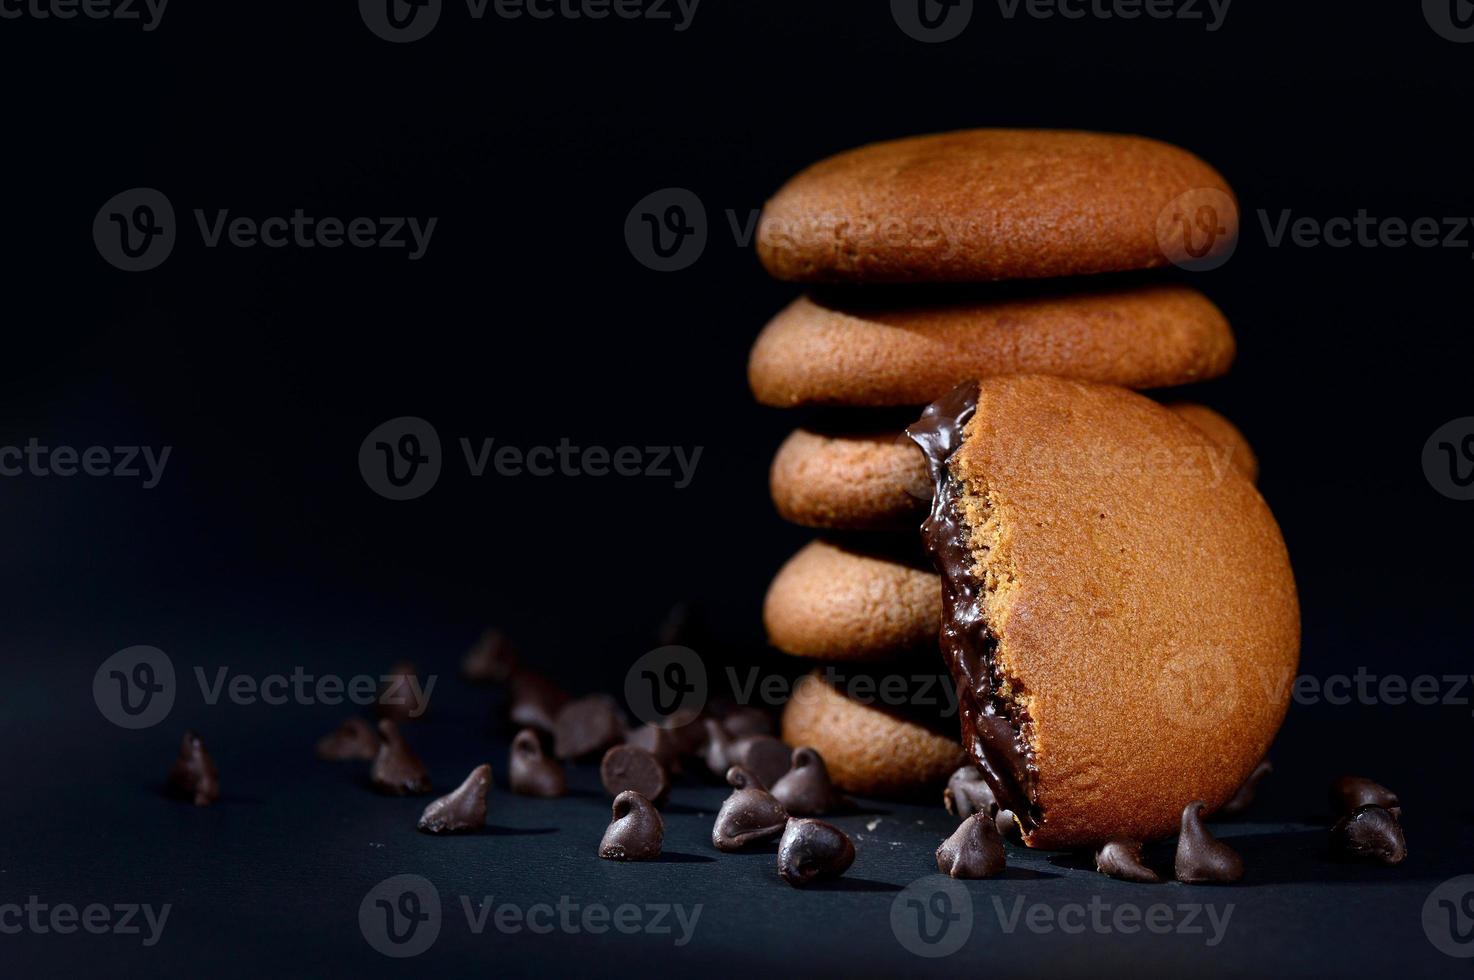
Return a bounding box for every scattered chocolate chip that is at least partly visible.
[1331,805,1407,865]
[1174,800,1244,884]
[936,812,1007,879]
[314,717,379,761]
[377,661,428,721]
[553,695,626,761]
[370,719,433,796]
[1096,839,1161,883]
[599,791,664,861]
[509,671,568,732]
[462,629,519,684]
[720,706,773,738]
[771,747,850,816]
[1219,758,1273,817]
[942,765,1015,836]
[728,735,791,791]
[702,718,732,778]
[1330,776,1401,821]
[712,766,788,851]
[509,728,565,798]
[777,819,855,887]
[166,730,219,806]
[625,723,681,773]
[417,764,492,834]
[600,745,670,807]
[667,716,708,758]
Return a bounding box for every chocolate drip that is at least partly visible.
[907,382,1039,830]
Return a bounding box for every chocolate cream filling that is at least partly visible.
[906,382,1040,831]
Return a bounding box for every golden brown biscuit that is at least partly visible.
[771,403,1258,532]
[749,285,1234,407]
[758,129,1237,283]
[781,671,967,798]
[764,539,940,661]
[907,376,1298,849]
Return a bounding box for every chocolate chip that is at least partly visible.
[719,706,773,739]
[770,747,850,817]
[600,745,670,807]
[314,717,379,761]
[1174,800,1244,883]
[625,723,681,773]
[712,765,789,851]
[777,819,855,887]
[370,719,433,796]
[599,791,664,861]
[667,715,708,758]
[1096,839,1161,883]
[509,728,565,798]
[1219,758,1273,817]
[418,764,492,834]
[509,671,568,732]
[728,735,791,791]
[702,718,732,778]
[553,695,626,761]
[462,629,519,684]
[377,661,428,722]
[166,730,219,806]
[1331,805,1407,865]
[1330,776,1401,821]
[936,812,1006,879]
[943,765,1016,836]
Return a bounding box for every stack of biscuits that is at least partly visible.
[750,129,1258,801]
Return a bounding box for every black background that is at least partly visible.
[2,1,1472,977]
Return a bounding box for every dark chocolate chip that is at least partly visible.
[600,745,670,807]
[553,695,626,761]
[1331,805,1407,865]
[370,719,433,796]
[771,747,850,817]
[508,728,565,798]
[1096,839,1161,883]
[599,791,664,861]
[728,735,791,791]
[936,812,1007,879]
[712,766,788,851]
[166,730,219,806]
[314,717,379,761]
[417,764,492,834]
[509,671,568,732]
[942,765,1016,836]
[1174,800,1244,883]
[376,661,428,722]
[777,819,855,887]
[461,629,519,684]
[1219,758,1273,817]
[702,718,732,778]
[1330,776,1401,821]
[625,724,681,774]
[720,706,773,738]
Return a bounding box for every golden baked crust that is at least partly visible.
[781,671,967,797]
[763,539,939,661]
[948,376,1298,847]
[757,129,1237,283]
[749,285,1234,407]
[770,402,1257,531]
